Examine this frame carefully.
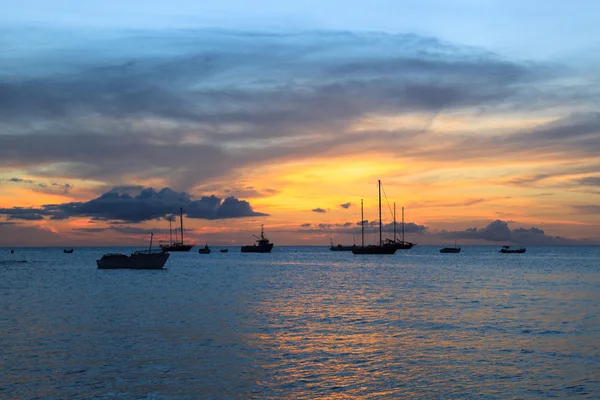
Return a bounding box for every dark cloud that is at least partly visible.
[73,226,162,235]
[576,177,600,187]
[298,220,428,236]
[340,202,352,209]
[572,205,600,215]
[0,187,267,223]
[439,219,578,245]
[312,208,327,213]
[8,214,45,221]
[7,177,35,183]
[2,29,594,188]
[1,177,73,194]
[414,112,600,164]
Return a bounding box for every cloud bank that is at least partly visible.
[1,28,597,190]
[0,187,267,222]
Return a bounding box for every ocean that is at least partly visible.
[1,245,599,399]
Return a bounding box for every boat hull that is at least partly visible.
[352,246,397,254]
[384,240,415,250]
[440,248,461,253]
[96,252,170,269]
[241,243,274,253]
[329,245,355,251]
[499,249,526,253]
[198,249,211,254]
[160,243,194,252]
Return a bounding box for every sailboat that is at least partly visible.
[384,204,415,250]
[352,181,397,255]
[160,207,195,252]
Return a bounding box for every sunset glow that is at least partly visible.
[1,1,599,246]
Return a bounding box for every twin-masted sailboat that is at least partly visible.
[160,207,195,252]
[384,204,415,250]
[352,180,397,255]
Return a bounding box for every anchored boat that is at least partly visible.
[97,233,169,269]
[160,207,194,252]
[499,245,526,254]
[352,181,397,255]
[241,225,274,253]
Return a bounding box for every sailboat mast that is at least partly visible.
[402,206,405,242]
[378,180,382,247]
[361,199,364,247]
[180,207,184,244]
[394,202,396,242]
[169,219,172,244]
[149,232,153,252]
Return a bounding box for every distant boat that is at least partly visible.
[220,249,228,253]
[440,241,461,253]
[198,243,211,254]
[352,181,397,255]
[160,207,194,252]
[384,204,415,250]
[63,249,74,254]
[241,225,274,253]
[499,245,526,254]
[10,249,14,254]
[97,233,169,269]
[329,238,355,251]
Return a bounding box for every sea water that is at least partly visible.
[1,246,599,399]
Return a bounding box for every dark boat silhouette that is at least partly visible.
[198,243,211,254]
[160,207,194,252]
[97,233,169,269]
[440,241,461,253]
[352,181,397,255]
[63,249,74,253]
[329,238,355,251]
[384,204,415,250]
[499,245,526,253]
[241,225,274,253]
[220,248,228,253]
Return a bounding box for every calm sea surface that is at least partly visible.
[1,246,599,399]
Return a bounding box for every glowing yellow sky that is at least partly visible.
[1,109,599,246]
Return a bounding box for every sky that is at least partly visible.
[1,0,600,246]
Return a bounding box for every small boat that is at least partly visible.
[329,239,355,251]
[160,207,195,252]
[198,243,211,254]
[10,249,14,254]
[241,225,274,253]
[352,181,397,255]
[63,249,74,253]
[97,233,169,269]
[220,249,228,253]
[440,241,461,253]
[499,245,526,254]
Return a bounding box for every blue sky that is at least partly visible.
[2,0,599,59]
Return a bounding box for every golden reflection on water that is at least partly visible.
[235,257,600,398]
